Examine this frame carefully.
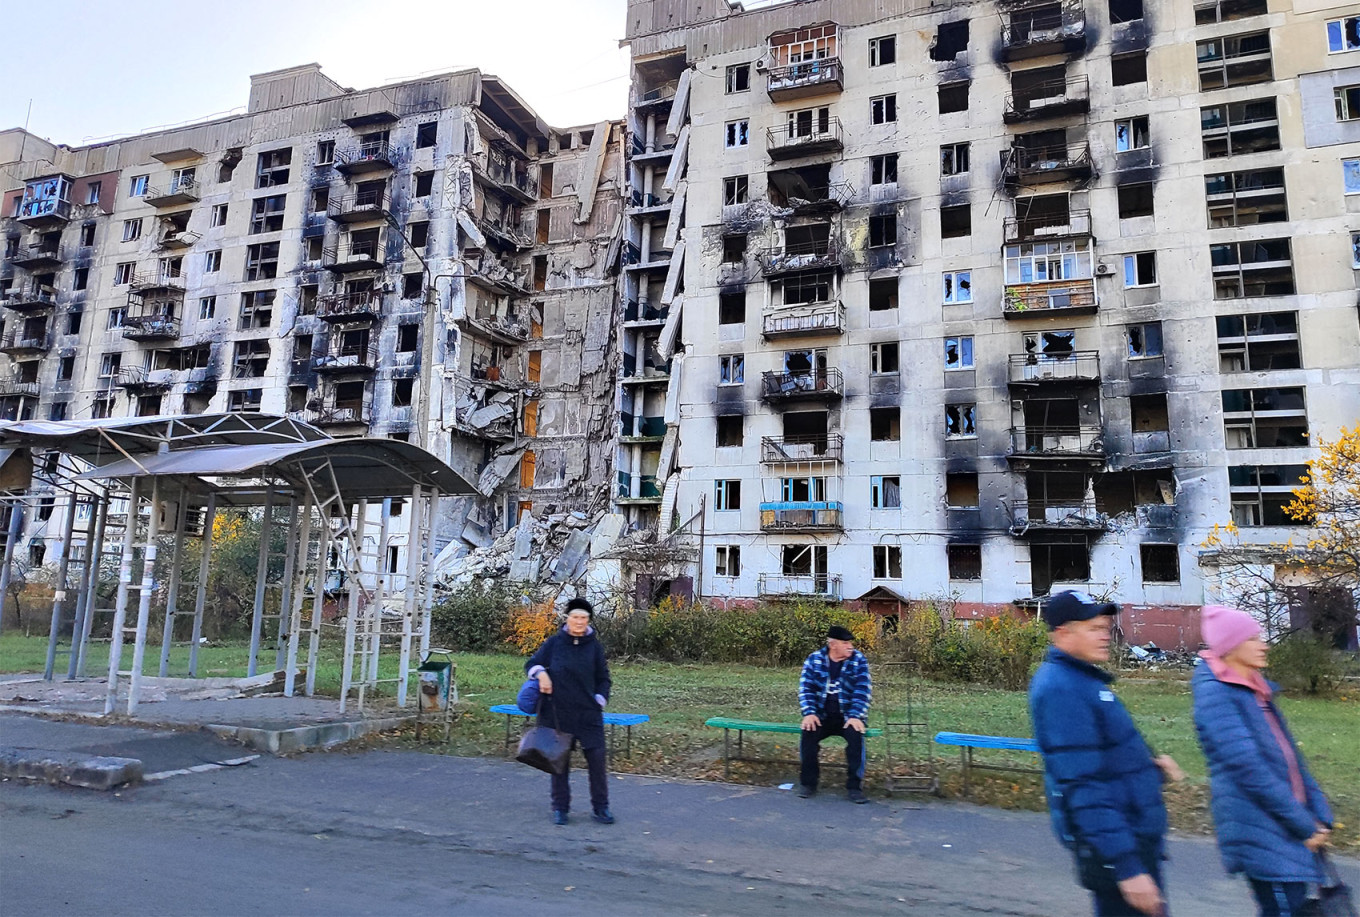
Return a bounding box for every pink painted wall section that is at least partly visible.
[72,172,119,214]
[2,188,21,218]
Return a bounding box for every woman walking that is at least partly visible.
[526,597,614,826]
[1192,604,1334,916]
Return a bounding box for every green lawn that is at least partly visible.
[3,635,1355,849]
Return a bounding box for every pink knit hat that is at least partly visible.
[1201,604,1261,656]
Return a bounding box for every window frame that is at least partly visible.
[725,63,751,94]
[944,335,974,370]
[724,119,750,149]
[714,479,742,511]
[942,270,972,304]
[872,544,903,579]
[869,35,897,67]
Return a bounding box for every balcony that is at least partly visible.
[623,300,668,325]
[616,472,662,503]
[1007,351,1101,384]
[760,502,844,533]
[129,271,186,293]
[317,290,382,323]
[1004,76,1091,124]
[334,141,395,176]
[767,118,844,161]
[486,160,539,204]
[184,368,218,395]
[476,213,534,250]
[628,190,673,214]
[16,199,72,228]
[760,367,844,403]
[757,573,843,601]
[760,239,842,276]
[0,329,52,356]
[0,378,40,398]
[760,434,844,464]
[620,360,671,384]
[122,314,182,342]
[328,187,390,224]
[310,403,372,427]
[621,243,673,272]
[1004,209,1091,243]
[1003,280,1098,318]
[10,244,62,270]
[1000,8,1087,61]
[1008,426,1105,460]
[459,312,531,345]
[1,284,58,312]
[619,414,666,443]
[766,58,843,102]
[143,176,201,208]
[156,229,202,251]
[323,240,383,274]
[773,181,855,216]
[1010,499,1107,535]
[1002,141,1094,187]
[761,301,846,339]
[114,366,172,391]
[313,345,380,374]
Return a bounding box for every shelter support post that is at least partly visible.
[283,489,314,697]
[188,494,217,677]
[126,478,163,715]
[0,500,23,635]
[105,479,142,714]
[305,504,330,697]
[72,497,108,678]
[158,488,189,677]
[420,489,438,659]
[43,493,80,680]
[247,488,276,677]
[397,485,422,708]
[339,499,368,715]
[275,497,300,671]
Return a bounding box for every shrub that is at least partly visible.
[635,598,879,666]
[430,580,521,652]
[505,603,560,655]
[882,609,1047,691]
[1268,631,1344,695]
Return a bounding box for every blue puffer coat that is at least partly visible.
[1191,662,1333,883]
[1029,648,1167,882]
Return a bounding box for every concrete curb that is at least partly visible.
[0,746,143,790]
[204,715,414,754]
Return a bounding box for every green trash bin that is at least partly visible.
[417,652,454,714]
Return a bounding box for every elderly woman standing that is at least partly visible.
[1192,604,1334,916]
[526,597,613,826]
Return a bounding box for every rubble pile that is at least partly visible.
[432,511,628,591]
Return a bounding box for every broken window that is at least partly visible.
[1115,116,1150,152]
[238,290,275,330]
[1031,542,1090,594]
[114,262,134,285]
[945,403,977,438]
[938,81,970,114]
[1352,232,1360,268]
[870,341,899,375]
[714,479,742,511]
[1345,158,1360,194]
[73,267,89,291]
[873,545,903,579]
[715,545,741,577]
[244,241,280,281]
[722,176,749,206]
[1222,386,1308,448]
[250,194,286,234]
[1196,0,1268,24]
[781,544,827,579]
[1327,16,1360,53]
[299,284,318,314]
[941,143,970,176]
[719,290,746,324]
[85,182,101,205]
[719,354,745,385]
[869,35,896,66]
[1110,0,1143,24]
[869,278,898,311]
[946,472,980,509]
[57,356,73,381]
[871,475,901,509]
[218,149,241,183]
[1137,544,1178,584]
[392,378,414,408]
[416,121,438,148]
[79,223,95,246]
[129,175,148,197]
[232,339,270,379]
[870,94,898,125]
[942,270,972,304]
[1335,85,1360,121]
[1123,251,1157,286]
[1211,238,1294,299]
[198,296,216,320]
[1117,183,1154,219]
[944,335,974,370]
[779,271,833,306]
[1111,51,1147,86]
[293,333,313,363]
[725,63,751,94]
[722,234,748,263]
[869,214,896,248]
[403,273,423,299]
[1126,321,1163,358]
[941,204,971,238]
[211,203,228,227]
[725,119,749,148]
[67,311,82,335]
[316,140,335,165]
[395,323,418,353]
[871,154,898,185]
[122,218,144,243]
[948,544,982,581]
[409,221,430,249]
[1202,97,1280,158]
[870,407,900,442]
[48,401,68,422]
[929,20,969,61]
[1228,464,1309,526]
[107,306,127,329]
[255,148,292,189]
[1198,31,1273,91]
[414,171,434,197]
[716,415,743,447]
[780,474,826,503]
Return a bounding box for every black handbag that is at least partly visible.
[515,702,573,775]
[1317,851,1358,917]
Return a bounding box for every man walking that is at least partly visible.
[797,625,872,803]
[1029,591,1183,916]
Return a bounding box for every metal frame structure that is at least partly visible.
[0,414,470,716]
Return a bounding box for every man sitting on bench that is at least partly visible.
[797,625,872,803]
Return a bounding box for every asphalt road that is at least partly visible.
[2,716,1355,916]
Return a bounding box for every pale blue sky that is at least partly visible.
[0,0,632,145]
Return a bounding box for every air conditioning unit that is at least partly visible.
[380,280,396,293]
[1095,262,1114,276]
[754,56,771,72]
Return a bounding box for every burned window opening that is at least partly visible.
[938,81,970,114]
[946,472,980,509]
[948,544,982,580]
[929,20,970,62]
[1031,542,1091,595]
[870,407,900,442]
[869,278,898,311]
[1126,321,1163,358]
[719,290,746,324]
[716,415,743,447]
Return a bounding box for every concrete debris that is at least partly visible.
[432,511,630,591]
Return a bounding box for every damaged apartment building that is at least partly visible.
[0,64,624,567]
[622,0,1360,644]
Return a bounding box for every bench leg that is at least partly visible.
[504,715,512,755]
[961,747,971,795]
[625,725,632,759]
[608,722,617,763]
[723,729,731,780]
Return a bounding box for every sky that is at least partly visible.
[0,0,633,146]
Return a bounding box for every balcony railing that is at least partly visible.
[461,312,531,344]
[760,434,844,464]
[476,213,534,250]
[323,239,383,273]
[10,244,63,269]
[629,190,673,210]
[623,300,668,323]
[313,344,380,373]
[143,176,201,207]
[760,239,842,276]
[760,502,844,532]
[17,198,72,226]
[1003,279,1098,317]
[1008,425,1105,458]
[757,573,843,600]
[766,58,844,102]
[761,301,846,338]
[0,330,52,354]
[1003,76,1091,123]
[114,366,172,390]
[122,315,182,342]
[328,187,390,224]
[1,285,58,312]
[616,473,662,501]
[0,378,40,398]
[767,118,844,161]
[620,415,667,440]
[317,290,382,322]
[311,402,372,426]
[486,160,539,203]
[334,141,394,175]
[156,229,201,250]
[1002,141,1094,185]
[760,367,844,402]
[1007,351,1101,383]
[1003,209,1092,242]
[774,181,855,214]
[1010,499,1106,533]
[129,271,186,293]
[1000,9,1087,61]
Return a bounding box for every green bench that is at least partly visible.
[705,717,883,780]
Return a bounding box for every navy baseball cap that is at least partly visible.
[1041,590,1119,630]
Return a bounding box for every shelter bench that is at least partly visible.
[489,704,649,761]
[933,732,1041,794]
[704,717,883,780]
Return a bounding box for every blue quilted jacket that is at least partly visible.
[798,647,871,721]
[1192,662,1332,883]
[1029,648,1167,882]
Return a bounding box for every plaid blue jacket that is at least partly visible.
[799,647,872,721]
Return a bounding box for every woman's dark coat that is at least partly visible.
[526,626,611,750]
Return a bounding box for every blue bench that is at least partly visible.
[934,732,1041,793]
[490,704,649,760]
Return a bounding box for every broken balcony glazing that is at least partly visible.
[1007,351,1100,383]
[757,572,842,600]
[143,175,201,208]
[1,284,58,312]
[1003,76,1091,124]
[1008,425,1104,458]
[1000,4,1087,61]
